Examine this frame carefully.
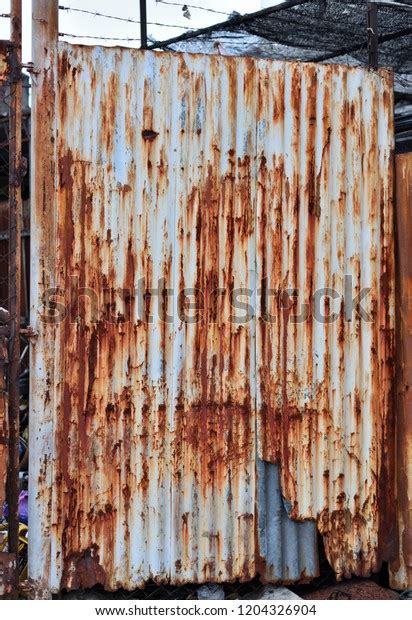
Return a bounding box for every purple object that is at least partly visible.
[3,490,28,524]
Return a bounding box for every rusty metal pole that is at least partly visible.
[140,0,148,49]
[29,0,58,598]
[390,153,412,591]
[367,2,379,69]
[6,0,23,596]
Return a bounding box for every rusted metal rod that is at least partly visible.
[6,0,23,597]
[391,153,412,590]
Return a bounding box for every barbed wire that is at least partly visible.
[59,33,141,41]
[58,5,193,30]
[155,1,230,16]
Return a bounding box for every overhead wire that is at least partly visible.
[58,33,141,41]
[155,1,230,16]
[58,5,194,30]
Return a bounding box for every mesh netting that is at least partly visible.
[163,0,412,94]
[237,0,412,71]
[58,579,264,601]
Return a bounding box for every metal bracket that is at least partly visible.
[20,326,38,341]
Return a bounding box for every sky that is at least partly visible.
[0,1,285,63]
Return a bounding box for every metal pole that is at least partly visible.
[367,2,379,69]
[391,152,412,591]
[29,0,58,597]
[140,0,148,49]
[7,0,22,596]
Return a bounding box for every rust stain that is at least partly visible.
[62,545,107,591]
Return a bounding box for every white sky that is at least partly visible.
[0,1,285,63]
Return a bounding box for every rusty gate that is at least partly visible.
[27,1,402,596]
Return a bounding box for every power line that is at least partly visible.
[155,1,230,16]
[58,5,193,30]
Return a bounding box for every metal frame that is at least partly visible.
[0,0,23,600]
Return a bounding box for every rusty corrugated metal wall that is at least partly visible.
[29,45,395,593]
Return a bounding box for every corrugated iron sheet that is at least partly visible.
[255,59,396,579]
[29,46,395,592]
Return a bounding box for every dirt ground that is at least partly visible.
[296,578,400,600]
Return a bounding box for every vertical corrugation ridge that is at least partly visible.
[168,50,180,585]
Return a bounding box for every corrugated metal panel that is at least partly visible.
[29,46,395,592]
[255,60,395,579]
[256,461,318,581]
